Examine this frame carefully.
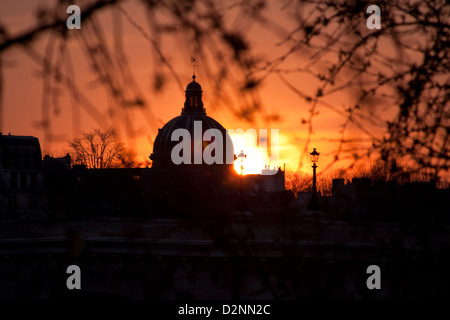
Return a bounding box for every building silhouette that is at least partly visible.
[151,75,234,169]
[0,78,449,300]
[0,133,43,219]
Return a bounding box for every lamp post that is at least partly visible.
[236,150,247,203]
[308,148,320,210]
[237,150,247,175]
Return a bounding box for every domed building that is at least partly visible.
[146,76,240,216]
[150,75,235,170]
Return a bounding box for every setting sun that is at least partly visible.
[229,129,279,175]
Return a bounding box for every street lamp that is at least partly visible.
[310,148,320,164]
[308,148,320,210]
[237,150,247,175]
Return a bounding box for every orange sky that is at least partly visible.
[0,0,393,175]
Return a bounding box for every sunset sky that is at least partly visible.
[0,0,398,175]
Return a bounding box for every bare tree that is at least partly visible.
[286,169,337,197]
[264,0,449,179]
[68,128,124,168]
[285,170,311,195]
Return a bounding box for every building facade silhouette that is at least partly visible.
[0,78,449,300]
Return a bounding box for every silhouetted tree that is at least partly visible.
[68,128,124,168]
[286,170,334,196]
[285,170,311,195]
[275,0,449,179]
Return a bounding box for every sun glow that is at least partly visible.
[229,130,279,175]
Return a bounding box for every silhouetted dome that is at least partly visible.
[150,76,234,168]
[185,75,202,92]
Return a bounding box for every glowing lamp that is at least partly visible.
[310,148,320,163]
